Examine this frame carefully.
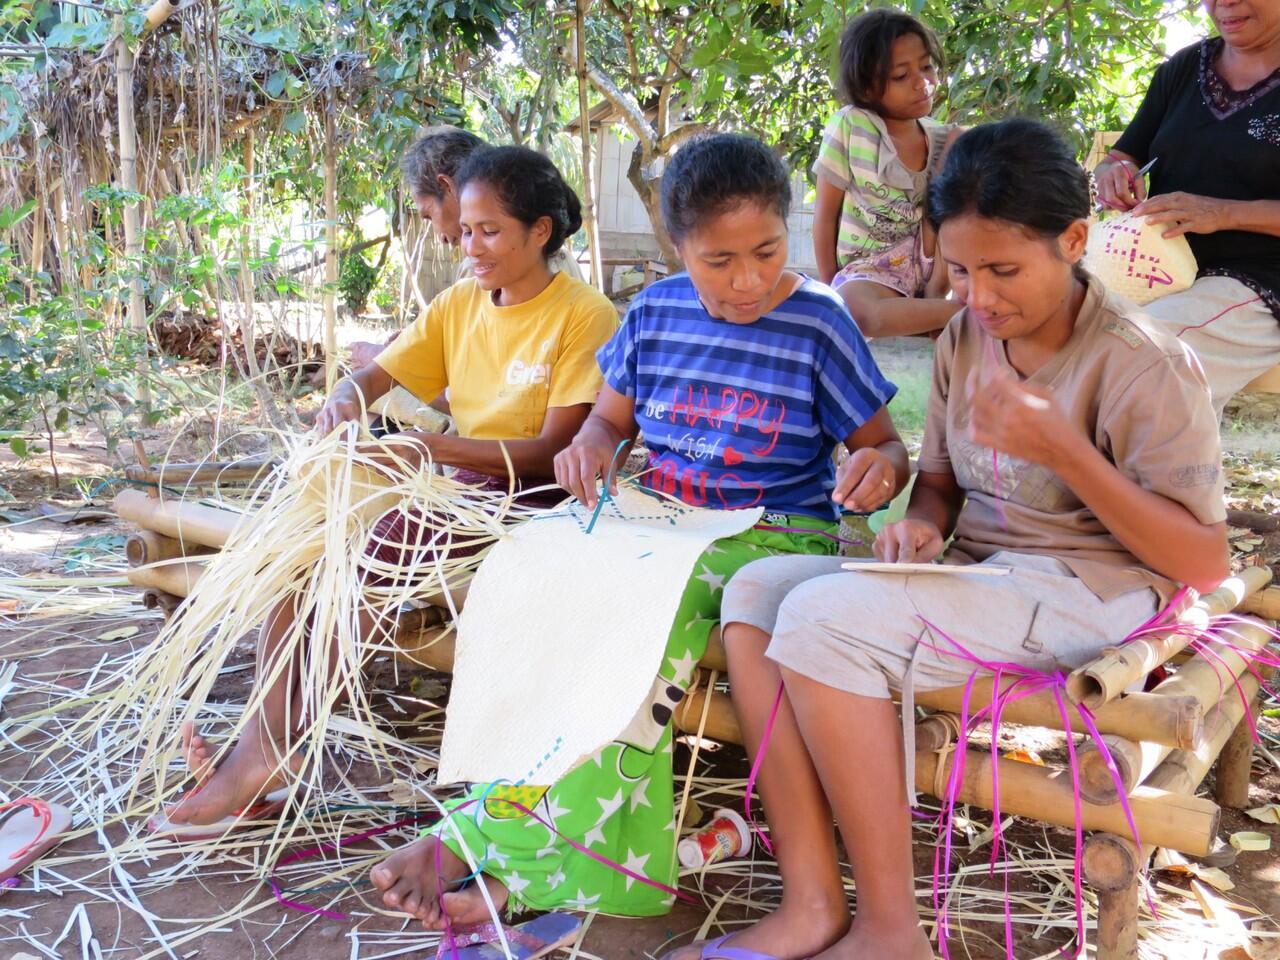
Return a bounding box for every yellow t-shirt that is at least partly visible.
[375,272,617,441]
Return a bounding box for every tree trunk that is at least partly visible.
[323,98,339,392]
[626,140,678,268]
[574,0,604,289]
[115,18,150,417]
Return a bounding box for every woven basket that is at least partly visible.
[1084,213,1198,305]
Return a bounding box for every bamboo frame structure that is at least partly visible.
[1075,615,1274,802]
[113,479,1277,960]
[1066,567,1272,708]
[1240,586,1280,621]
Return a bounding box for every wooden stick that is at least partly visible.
[1066,567,1271,709]
[126,560,205,596]
[916,745,1220,856]
[114,488,245,549]
[126,530,215,567]
[1239,586,1280,622]
[1077,734,1168,806]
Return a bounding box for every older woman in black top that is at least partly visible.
[1095,0,1280,416]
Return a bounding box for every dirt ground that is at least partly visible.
[2,378,1280,959]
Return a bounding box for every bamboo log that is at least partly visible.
[1239,586,1280,622]
[142,0,178,33]
[114,488,245,549]
[674,683,740,744]
[917,745,1220,856]
[123,457,279,488]
[1143,672,1261,799]
[1214,693,1260,810]
[1077,734,1167,806]
[1083,832,1144,893]
[126,530,215,566]
[916,712,961,752]
[127,560,205,596]
[1066,567,1271,709]
[1143,616,1272,710]
[1094,868,1141,960]
[909,678,1200,749]
[114,16,149,415]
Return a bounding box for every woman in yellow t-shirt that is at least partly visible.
[160,147,617,829]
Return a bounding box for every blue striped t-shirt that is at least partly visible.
[597,274,896,520]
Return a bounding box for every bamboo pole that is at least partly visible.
[1144,616,1272,710]
[323,98,339,392]
[1066,567,1271,709]
[1214,694,1260,810]
[114,488,245,549]
[123,456,279,488]
[1096,885,1140,960]
[573,0,603,290]
[1239,586,1280,621]
[1142,672,1261,798]
[916,744,1220,856]
[126,559,205,596]
[114,16,150,416]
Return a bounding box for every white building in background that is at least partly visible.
[578,113,822,283]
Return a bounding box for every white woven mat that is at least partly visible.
[437,486,763,785]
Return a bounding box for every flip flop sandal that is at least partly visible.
[438,912,583,960]
[147,786,291,842]
[0,797,73,885]
[661,933,790,960]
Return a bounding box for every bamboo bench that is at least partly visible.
[115,475,1279,959]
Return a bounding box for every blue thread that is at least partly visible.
[583,440,630,535]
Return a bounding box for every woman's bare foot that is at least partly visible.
[370,834,505,926]
[436,874,510,930]
[661,894,850,960]
[181,721,214,786]
[165,724,299,825]
[811,919,933,960]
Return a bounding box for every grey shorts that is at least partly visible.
[721,551,1158,700]
[1144,274,1280,418]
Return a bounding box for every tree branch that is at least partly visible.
[556,41,655,153]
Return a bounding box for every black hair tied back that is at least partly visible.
[455,146,583,258]
[927,118,1091,239]
[661,133,791,244]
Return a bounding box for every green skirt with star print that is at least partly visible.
[428,514,851,916]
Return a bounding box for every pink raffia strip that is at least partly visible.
[915,617,1147,960]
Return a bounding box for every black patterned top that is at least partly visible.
[1116,38,1280,320]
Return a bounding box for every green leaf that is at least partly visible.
[266,70,287,98]
[283,110,307,134]
[8,437,28,458]
[0,200,36,231]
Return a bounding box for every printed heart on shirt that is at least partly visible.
[723,446,744,466]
